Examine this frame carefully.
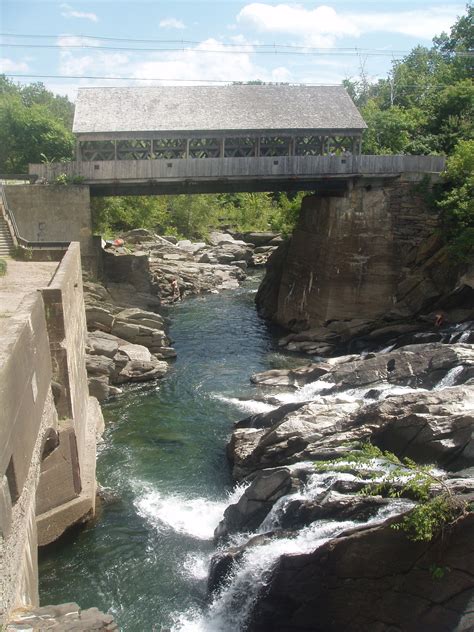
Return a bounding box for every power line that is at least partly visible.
[2,41,472,59]
[3,73,460,90]
[0,32,416,53]
[1,42,429,57]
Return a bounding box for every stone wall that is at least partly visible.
[3,185,96,270]
[0,244,103,622]
[256,176,452,333]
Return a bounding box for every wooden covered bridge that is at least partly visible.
[29,85,445,195]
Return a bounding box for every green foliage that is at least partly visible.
[350,7,473,158]
[361,102,423,154]
[92,191,302,240]
[0,75,74,173]
[0,258,7,276]
[429,564,450,580]
[315,443,467,542]
[12,245,33,260]
[437,139,474,260]
[54,173,85,185]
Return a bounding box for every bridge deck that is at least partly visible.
[29,155,445,196]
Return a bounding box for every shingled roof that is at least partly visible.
[73,85,367,135]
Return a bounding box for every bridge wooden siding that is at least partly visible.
[29,154,446,196]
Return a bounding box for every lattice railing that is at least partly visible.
[78,134,362,161]
[224,137,257,158]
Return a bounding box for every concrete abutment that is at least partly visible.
[0,244,103,623]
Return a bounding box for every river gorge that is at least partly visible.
[36,260,474,631]
[39,273,284,630]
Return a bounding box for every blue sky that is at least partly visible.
[0,1,466,100]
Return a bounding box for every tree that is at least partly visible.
[0,94,74,172]
[437,139,474,260]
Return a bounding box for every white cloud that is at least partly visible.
[237,3,464,46]
[60,3,98,23]
[237,4,357,47]
[56,38,274,85]
[159,18,186,30]
[57,35,101,48]
[59,50,130,76]
[0,58,29,72]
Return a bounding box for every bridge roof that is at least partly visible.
[73,85,367,135]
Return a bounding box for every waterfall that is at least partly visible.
[171,500,411,632]
[436,365,465,389]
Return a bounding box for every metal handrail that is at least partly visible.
[0,184,70,250]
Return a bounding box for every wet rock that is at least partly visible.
[215,468,295,539]
[230,384,474,479]
[6,602,118,631]
[322,343,474,391]
[247,513,474,632]
[208,532,279,596]
[250,363,332,388]
[277,492,392,530]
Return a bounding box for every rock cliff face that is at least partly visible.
[256,180,473,354]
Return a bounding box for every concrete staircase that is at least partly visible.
[0,209,14,257]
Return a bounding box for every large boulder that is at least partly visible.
[214,468,295,539]
[247,513,474,632]
[86,331,168,400]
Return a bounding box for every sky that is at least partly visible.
[0,0,466,100]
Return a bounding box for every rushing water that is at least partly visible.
[38,277,472,631]
[39,275,301,631]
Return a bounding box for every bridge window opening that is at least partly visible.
[80,140,115,161]
[295,136,324,156]
[117,139,152,160]
[224,137,257,158]
[326,136,353,155]
[259,136,291,157]
[189,138,221,159]
[6,457,19,505]
[153,138,187,160]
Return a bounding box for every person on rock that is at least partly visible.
[170,277,181,301]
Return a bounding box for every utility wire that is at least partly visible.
[0,32,416,53]
[1,43,437,57]
[3,73,461,89]
[0,42,474,57]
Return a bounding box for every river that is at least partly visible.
[39,273,298,631]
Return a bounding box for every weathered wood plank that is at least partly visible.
[29,155,446,186]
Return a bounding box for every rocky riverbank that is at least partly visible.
[83,229,280,399]
[207,327,474,631]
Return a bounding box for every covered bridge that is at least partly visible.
[73,85,367,161]
[29,86,445,195]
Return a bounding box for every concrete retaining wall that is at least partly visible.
[0,243,103,622]
[3,185,96,270]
